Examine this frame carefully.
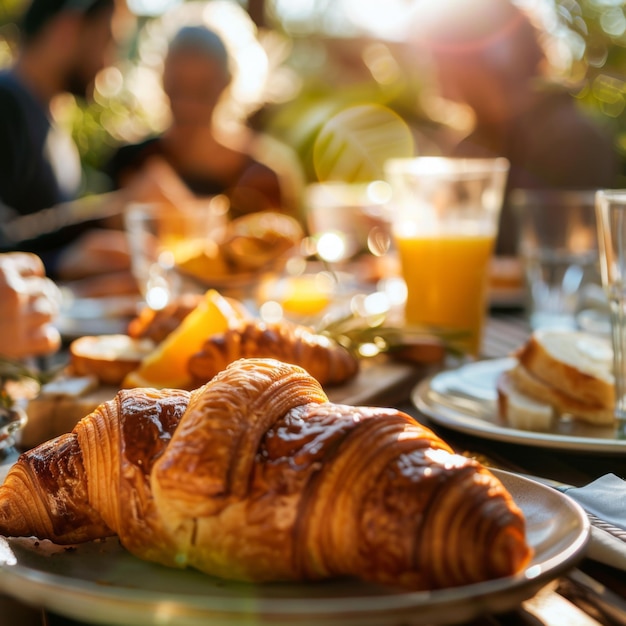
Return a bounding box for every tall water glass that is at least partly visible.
[512,189,600,331]
[596,190,626,429]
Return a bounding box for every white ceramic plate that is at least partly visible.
[0,470,588,626]
[413,358,626,453]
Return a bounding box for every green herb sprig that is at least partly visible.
[318,311,469,360]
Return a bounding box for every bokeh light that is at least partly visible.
[362,291,391,316]
[316,232,348,263]
[2,0,626,195]
[259,300,284,324]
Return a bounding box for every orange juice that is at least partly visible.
[281,275,331,317]
[395,233,495,355]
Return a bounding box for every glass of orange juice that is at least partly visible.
[385,157,509,356]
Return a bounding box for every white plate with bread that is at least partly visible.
[413,329,625,453]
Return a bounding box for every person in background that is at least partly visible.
[413,0,618,255]
[0,0,123,279]
[107,25,290,220]
[0,252,61,360]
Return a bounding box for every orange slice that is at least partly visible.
[122,289,244,389]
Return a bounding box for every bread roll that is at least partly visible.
[69,335,155,386]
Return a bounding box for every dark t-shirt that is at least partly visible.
[107,135,284,218]
[107,136,229,196]
[0,71,85,273]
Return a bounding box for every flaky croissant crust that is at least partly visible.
[188,320,359,387]
[0,358,531,590]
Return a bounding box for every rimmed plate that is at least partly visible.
[0,470,589,626]
[413,358,626,453]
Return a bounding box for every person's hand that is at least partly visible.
[0,252,62,359]
[55,228,131,281]
[120,156,197,209]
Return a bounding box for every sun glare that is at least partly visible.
[342,0,420,40]
[316,232,348,263]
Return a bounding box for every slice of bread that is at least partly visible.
[69,334,156,386]
[516,329,614,410]
[496,370,555,431]
[508,363,614,425]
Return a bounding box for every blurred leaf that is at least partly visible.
[319,310,467,359]
[312,103,413,182]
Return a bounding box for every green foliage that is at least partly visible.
[553,0,626,173]
[0,0,21,25]
[4,0,626,188]
[312,103,414,183]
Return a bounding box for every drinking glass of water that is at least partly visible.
[512,189,601,331]
[596,189,626,428]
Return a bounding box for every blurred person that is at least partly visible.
[413,0,618,255]
[0,0,132,284]
[0,252,61,359]
[107,25,292,220]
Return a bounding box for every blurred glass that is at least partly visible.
[305,181,393,264]
[124,200,224,310]
[595,189,626,429]
[256,253,339,326]
[511,189,602,331]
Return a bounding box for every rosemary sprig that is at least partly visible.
[318,311,469,359]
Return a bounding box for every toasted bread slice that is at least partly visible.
[508,363,614,425]
[496,369,555,431]
[516,329,614,410]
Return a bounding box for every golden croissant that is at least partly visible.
[0,358,531,589]
[188,320,359,387]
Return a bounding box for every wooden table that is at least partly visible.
[1,312,625,626]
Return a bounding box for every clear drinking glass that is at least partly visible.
[124,200,225,310]
[385,157,509,357]
[305,181,393,264]
[595,189,626,430]
[512,189,601,331]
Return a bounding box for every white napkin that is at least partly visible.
[565,474,626,570]
[566,474,626,531]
